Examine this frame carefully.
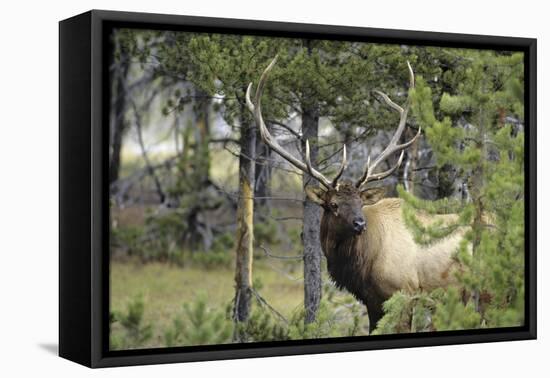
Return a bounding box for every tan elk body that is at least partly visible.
[246,57,465,332]
[314,188,465,328]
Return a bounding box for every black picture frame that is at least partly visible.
[59,9,537,368]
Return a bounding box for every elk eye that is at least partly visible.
[330,202,338,209]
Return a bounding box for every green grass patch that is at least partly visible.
[110,258,368,349]
[110,258,304,349]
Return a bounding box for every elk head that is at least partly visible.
[246,56,421,236]
[305,183,386,235]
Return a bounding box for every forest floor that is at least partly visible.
[110,258,306,348]
[110,256,369,349]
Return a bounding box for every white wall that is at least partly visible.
[0,0,546,376]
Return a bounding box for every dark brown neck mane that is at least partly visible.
[320,211,377,306]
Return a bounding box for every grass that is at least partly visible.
[110,255,369,349]
[110,258,305,348]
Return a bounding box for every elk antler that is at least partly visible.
[355,61,421,189]
[246,56,348,189]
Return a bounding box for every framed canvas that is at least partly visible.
[59,10,537,368]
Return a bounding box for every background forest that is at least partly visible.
[108,28,525,350]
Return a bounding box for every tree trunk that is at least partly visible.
[301,106,323,324]
[194,88,211,187]
[185,89,213,250]
[404,127,419,195]
[255,133,272,215]
[233,102,256,326]
[109,53,130,185]
[468,77,488,314]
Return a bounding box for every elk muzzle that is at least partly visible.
[352,216,366,234]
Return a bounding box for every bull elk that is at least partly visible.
[246,57,465,333]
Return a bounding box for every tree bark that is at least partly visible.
[233,101,256,325]
[301,106,323,324]
[109,52,130,185]
[404,127,419,195]
[194,88,211,187]
[184,88,214,250]
[470,97,487,314]
[255,130,272,214]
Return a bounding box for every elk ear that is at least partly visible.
[305,186,326,206]
[360,187,386,205]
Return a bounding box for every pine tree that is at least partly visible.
[110,295,153,349]
[164,295,233,346]
[378,49,525,332]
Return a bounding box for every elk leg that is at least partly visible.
[366,296,385,334]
